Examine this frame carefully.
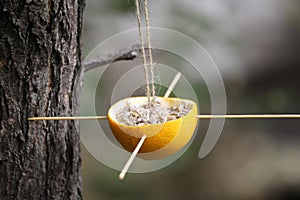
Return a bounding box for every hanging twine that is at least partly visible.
[143,0,155,98]
[135,0,155,108]
[134,0,151,107]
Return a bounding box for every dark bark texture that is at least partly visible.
[0,0,85,199]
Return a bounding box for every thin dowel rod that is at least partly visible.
[28,114,300,121]
[28,116,108,121]
[164,72,182,98]
[196,114,300,119]
[119,134,146,180]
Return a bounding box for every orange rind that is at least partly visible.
[108,96,198,160]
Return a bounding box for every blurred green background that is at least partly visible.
[80,0,300,199]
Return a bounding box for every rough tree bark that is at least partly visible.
[0,0,85,199]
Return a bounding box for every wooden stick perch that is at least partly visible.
[118,135,146,180]
[28,116,108,121]
[195,114,300,119]
[164,72,182,98]
[28,114,300,121]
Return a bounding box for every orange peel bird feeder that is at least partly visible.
[108,96,198,159]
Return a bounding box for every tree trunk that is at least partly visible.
[0,0,85,199]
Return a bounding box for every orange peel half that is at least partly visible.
[108,96,198,160]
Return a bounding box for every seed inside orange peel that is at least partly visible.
[108,97,198,160]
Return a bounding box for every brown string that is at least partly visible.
[135,0,151,108]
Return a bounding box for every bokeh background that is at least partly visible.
[80,0,300,199]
